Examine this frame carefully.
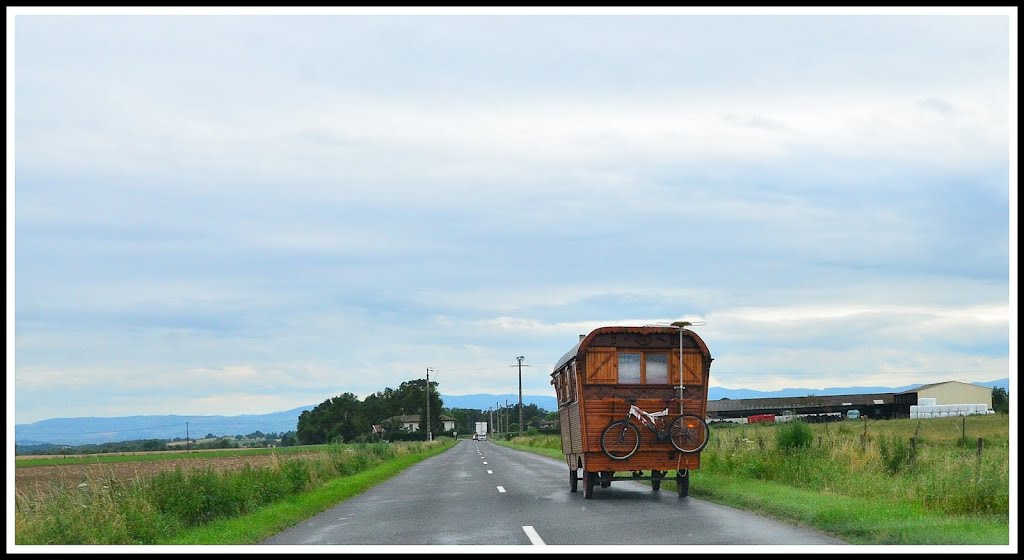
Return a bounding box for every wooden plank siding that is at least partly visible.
[552,326,712,475]
[585,348,617,384]
[558,401,584,455]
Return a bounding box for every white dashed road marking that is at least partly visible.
[497,486,506,493]
[523,526,546,545]
[487,470,493,474]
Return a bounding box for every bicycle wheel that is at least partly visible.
[601,420,640,460]
[669,415,710,453]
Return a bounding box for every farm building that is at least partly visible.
[892,380,993,409]
[381,414,457,432]
[707,380,997,422]
[707,393,896,421]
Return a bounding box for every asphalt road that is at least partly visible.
[261,439,847,546]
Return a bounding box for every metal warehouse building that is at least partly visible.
[893,380,993,410]
[707,393,896,420]
[708,380,994,421]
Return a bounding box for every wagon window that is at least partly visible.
[618,353,642,384]
[646,353,669,384]
[567,363,577,403]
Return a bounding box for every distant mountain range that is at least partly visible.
[440,393,558,412]
[16,378,1007,446]
[707,378,1008,400]
[15,406,316,447]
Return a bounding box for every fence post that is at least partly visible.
[962,416,966,442]
[860,419,867,451]
[909,436,916,466]
[974,437,984,484]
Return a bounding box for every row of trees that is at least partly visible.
[296,378,446,444]
[295,378,558,444]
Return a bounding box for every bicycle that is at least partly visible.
[600,398,710,460]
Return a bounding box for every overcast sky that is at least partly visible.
[9,8,1016,424]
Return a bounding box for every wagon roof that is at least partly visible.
[551,326,711,373]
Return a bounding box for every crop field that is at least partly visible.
[15,440,452,544]
[499,413,1011,545]
[15,448,327,498]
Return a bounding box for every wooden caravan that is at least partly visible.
[550,324,712,499]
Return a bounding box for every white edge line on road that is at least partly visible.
[523,525,546,545]
[496,486,506,493]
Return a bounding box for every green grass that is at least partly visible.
[496,417,1011,545]
[679,472,1008,545]
[16,444,331,468]
[16,440,454,545]
[157,441,452,544]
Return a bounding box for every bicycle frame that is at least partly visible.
[626,404,674,441]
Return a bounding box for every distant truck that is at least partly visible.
[474,421,488,441]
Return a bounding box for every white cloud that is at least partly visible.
[12,13,1012,424]
[17,90,1008,197]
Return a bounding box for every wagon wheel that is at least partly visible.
[582,472,596,499]
[600,471,613,488]
[651,470,665,491]
[676,469,690,497]
[569,468,578,493]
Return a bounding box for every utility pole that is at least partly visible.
[426,367,434,441]
[511,356,530,435]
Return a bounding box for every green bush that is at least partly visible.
[776,420,813,451]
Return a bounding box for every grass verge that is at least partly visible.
[493,431,1010,546]
[679,471,1009,545]
[157,440,452,544]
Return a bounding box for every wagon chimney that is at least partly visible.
[579,334,585,342]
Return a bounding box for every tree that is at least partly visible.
[992,387,1009,414]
